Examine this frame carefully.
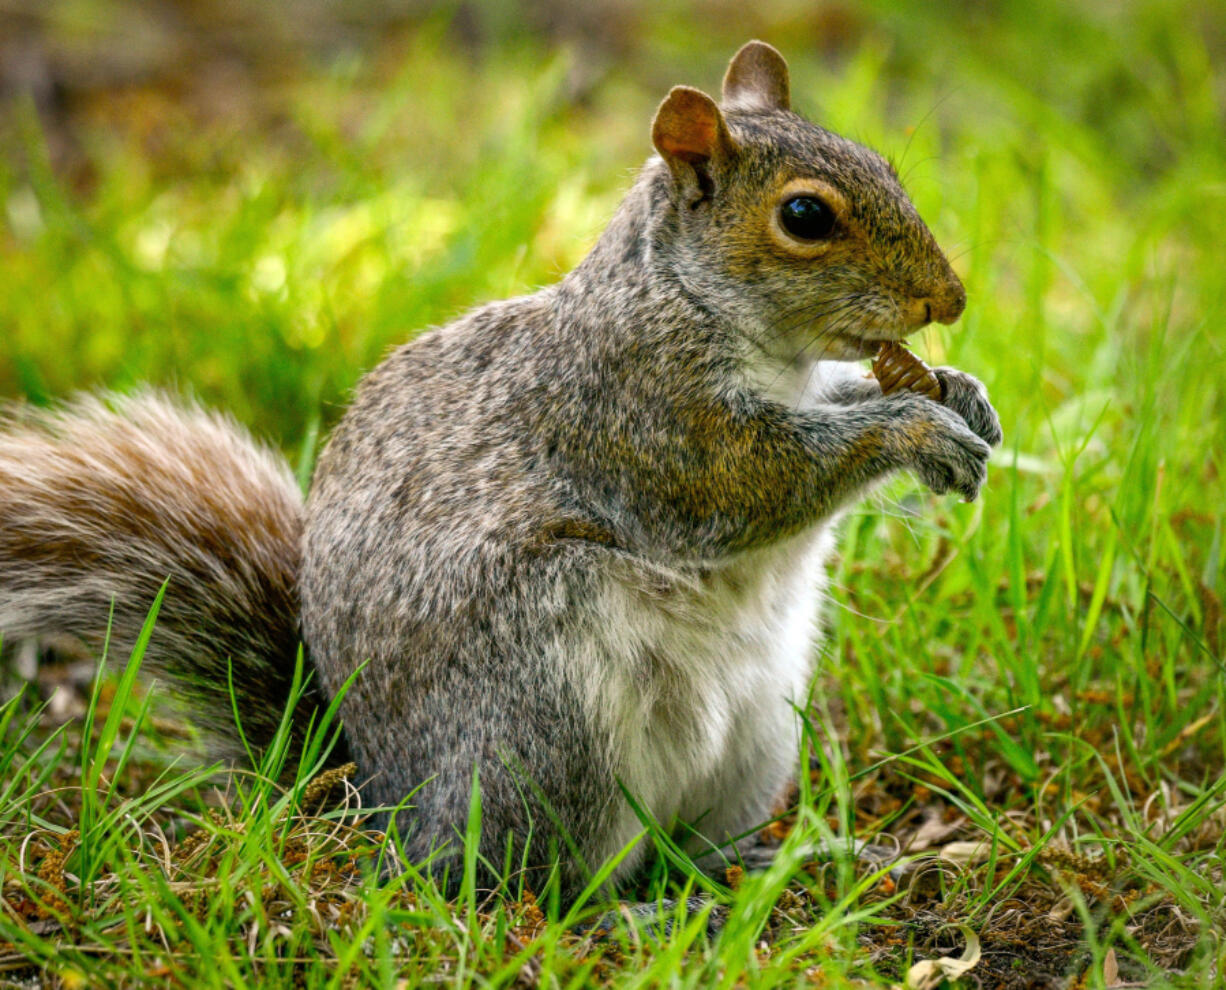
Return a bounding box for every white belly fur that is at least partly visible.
[577,523,835,873]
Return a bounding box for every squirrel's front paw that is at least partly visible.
[889,394,993,502]
[933,368,1003,447]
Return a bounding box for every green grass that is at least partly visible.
[1,0,1224,986]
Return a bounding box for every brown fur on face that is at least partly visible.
[707,111,964,347]
[649,42,965,363]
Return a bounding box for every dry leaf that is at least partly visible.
[905,925,981,989]
[938,841,991,867]
[1047,895,1074,922]
[908,813,967,852]
[1103,947,1120,987]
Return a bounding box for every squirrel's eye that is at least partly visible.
[779,196,836,241]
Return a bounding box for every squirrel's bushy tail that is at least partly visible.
[0,392,308,752]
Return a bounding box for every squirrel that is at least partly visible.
[0,42,1001,898]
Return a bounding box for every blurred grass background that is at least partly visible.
[3,0,1222,441]
[2,1,1225,983]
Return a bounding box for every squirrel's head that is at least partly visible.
[649,41,965,362]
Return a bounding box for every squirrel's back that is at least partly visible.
[0,393,309,747]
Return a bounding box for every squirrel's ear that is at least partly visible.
[651,86,734,203]
[722,40,790,111]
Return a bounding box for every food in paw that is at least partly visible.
[872,341,943,401]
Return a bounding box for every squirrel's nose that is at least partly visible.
[913,277,966,326]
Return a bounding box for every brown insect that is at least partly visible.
[872,341,943,401]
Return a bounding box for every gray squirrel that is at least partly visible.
[0,42,1001,897]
